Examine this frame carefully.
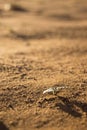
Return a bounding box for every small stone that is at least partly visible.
[3,3,12,11]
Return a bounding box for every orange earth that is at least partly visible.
[0,0,87,130]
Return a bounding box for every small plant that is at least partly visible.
[43,85,69,95]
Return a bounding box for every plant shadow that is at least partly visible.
[56,96,87,118]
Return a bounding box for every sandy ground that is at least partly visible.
[0,0,87,130]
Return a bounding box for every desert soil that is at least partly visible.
[0,0,87,130]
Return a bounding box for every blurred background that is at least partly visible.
[0,0,87,40]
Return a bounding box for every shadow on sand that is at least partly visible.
[56,96,87,117]
[0,121,9,130]
[4,26,87,40]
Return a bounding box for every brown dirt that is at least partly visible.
[0,0,87,130]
